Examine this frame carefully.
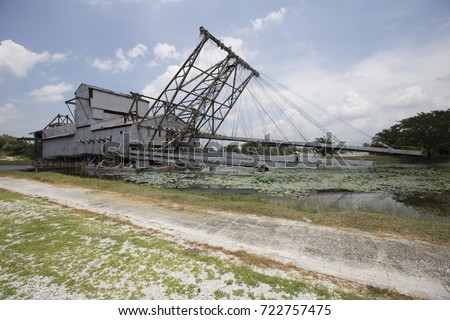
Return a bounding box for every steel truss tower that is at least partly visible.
[138,26,259,148]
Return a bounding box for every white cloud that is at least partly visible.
[92,58,113,72]
[29,82,73,102]
[242,7,287,33]
[219,36,258,61]
[115,48,132,72]
[153,43,180,60]
[141,64,179,97]
[51,52,69,63]
[0,40,67,79]
[277,38,450,143]
[0,103,20,124]
[384,86,428,108]
[127,43,148,59]
[329,91,372,119]
[147,60,159,68]
[92,43,148,73]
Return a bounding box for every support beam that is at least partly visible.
[196,133,423,156]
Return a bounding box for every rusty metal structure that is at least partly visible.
[34,26,421,170]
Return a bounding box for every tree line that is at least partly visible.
[0,134,35,159]
[371,109,450,157]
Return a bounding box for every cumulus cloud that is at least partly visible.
[384,86,428,108]
[92,58,113,72]
[51,52,69,63]
[153,43,180,61]
[127,43,148,59]
[329,91,372,119]
[219,36,258,60]
[277,38,450,143]
[141,64,179,97]
[0,103,20,124]
[240,7,287,33]
[92,43,148,73]
[146,43,181,69]
[115,48,132,72]
[29,82,73,102]
[0,40,67,79]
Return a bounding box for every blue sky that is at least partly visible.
[1,0,449,144]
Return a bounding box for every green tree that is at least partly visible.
[372,109,450,156]
[372,124,401,147]
[241,141,259,154]
[225,143,241,153]
[240,141,273,155]
[314,137,326,144]
[0,134,35,158]
[278,144,298,155]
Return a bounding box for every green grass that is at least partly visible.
[0,188,416,300]
[1,170,449,246]
[3,188,376,300]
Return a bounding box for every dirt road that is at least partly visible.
[1,177,449,299]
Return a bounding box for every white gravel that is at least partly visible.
[1,177,449,299]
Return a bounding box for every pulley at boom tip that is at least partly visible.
[199,26,260,77]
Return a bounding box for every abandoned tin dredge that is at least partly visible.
[33,27,421,171]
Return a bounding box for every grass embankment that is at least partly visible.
[1,170,449,246]
[1,189,407,300]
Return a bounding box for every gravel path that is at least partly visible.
[1,177,449,299]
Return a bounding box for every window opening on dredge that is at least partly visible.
[104,109,127,116]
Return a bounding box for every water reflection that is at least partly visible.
[0,165,34,171]
[16,165,447,223]
[268,191,449,223]
[392,192,449,218]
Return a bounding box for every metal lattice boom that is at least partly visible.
[138,26,259,147]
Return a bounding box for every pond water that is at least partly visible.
[267,191,449,223]
[74,166,449,222]
[0,165,34,171]
[6,164,446,223]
